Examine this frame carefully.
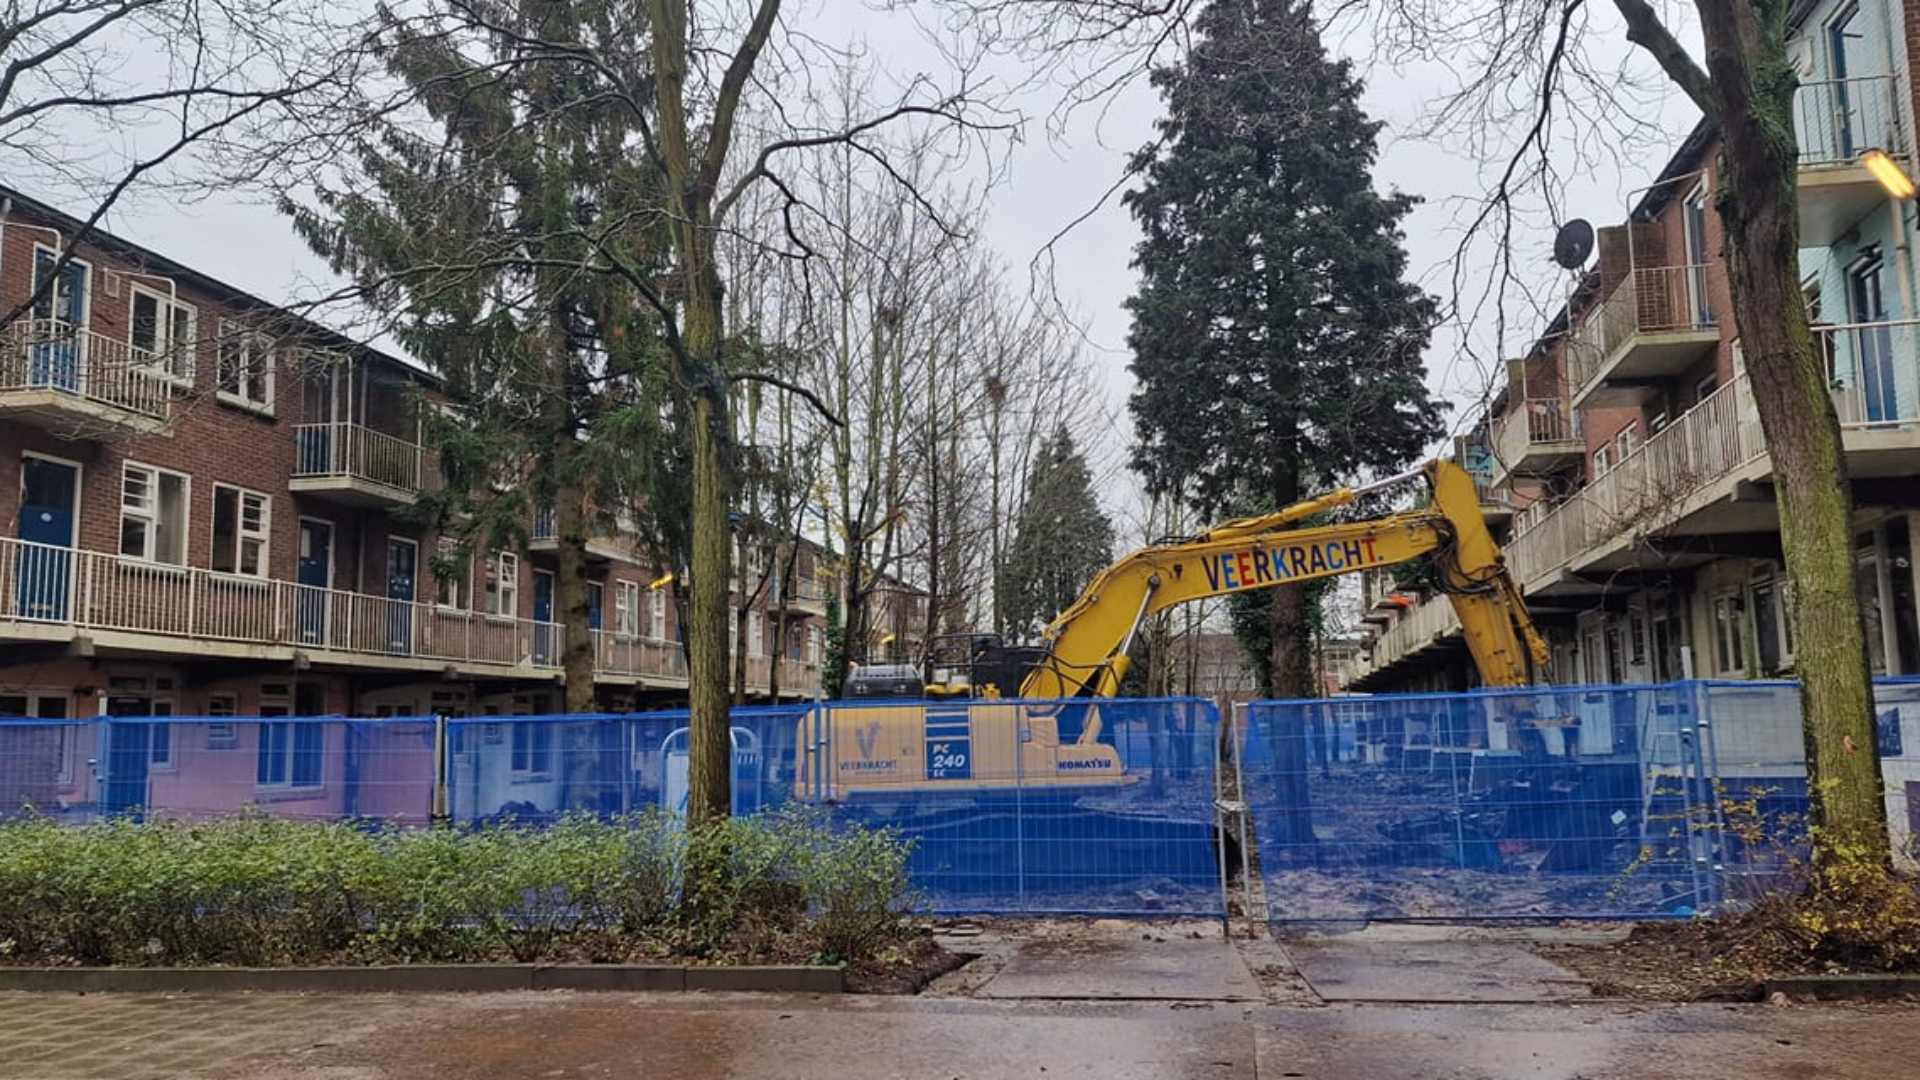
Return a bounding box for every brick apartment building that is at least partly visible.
[1346,0,1920,846]
[0,185,860,737]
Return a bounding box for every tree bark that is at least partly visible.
[1695,0,1889,869]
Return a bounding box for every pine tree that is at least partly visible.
[285,0,676,712]
[998,426,1115,641]
[1124,0,1442,699]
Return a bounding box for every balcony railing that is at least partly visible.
[1796,75,1907,167]
[292,422,424,495]
[0,536,817,696]
[1568,266,1716,395]
[0,318,174,423]
[1367,595,1461,671]
[1507,320,1920,587]
[1490,397,1581,478]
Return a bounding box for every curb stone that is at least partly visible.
[0,963,842,995]
[1763,974,1920,1001]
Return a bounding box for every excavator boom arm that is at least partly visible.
[1019,460,1549,702]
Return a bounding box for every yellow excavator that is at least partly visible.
[796,459,1548,801]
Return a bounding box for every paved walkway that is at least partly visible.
[0,923,1912,1080]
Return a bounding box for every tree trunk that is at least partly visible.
[557,488,596,714]
[1697,0,1890,870]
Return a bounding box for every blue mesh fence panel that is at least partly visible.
[95,716,438,823]
[1877,679,1920,860]
[444,706,810,825]
[808,696,1223,916]
[0,716,99,820]
[1248,684,1710,922]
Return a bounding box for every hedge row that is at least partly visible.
[0,808,917,967]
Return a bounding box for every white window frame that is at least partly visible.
[211,484,271,578]
[1712,592,1748,676]
[216,320,275,412]
[648,587,668,640]
[615,580,640,638]
[120,462,190,565]
[0,691,73,782]
[510,722,553,778]
[1614,427,1635,463]
[434,537,467,610]
[1591,446,1611,477]
[748,609,765,657]
[256,721,324,790]
[485,551,520,618]
[128,285,197,382]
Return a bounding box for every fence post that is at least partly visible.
[431,713,450,829]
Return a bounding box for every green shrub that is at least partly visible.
[0,807,917,968]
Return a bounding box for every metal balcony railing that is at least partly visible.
[0,537,819,696]
[292,422,424,493]
[1506,321,1920,588]
[1796,75,1907,166]
[1568,266,1716,393]
[1490,397,1580,475]
[0,318,174,421]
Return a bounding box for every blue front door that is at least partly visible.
[297,520,332,644]
[102,699,168,818]
[387,537,416,654]
[16,457,77,620]
[30,251,86,390]
[533,570,556,665]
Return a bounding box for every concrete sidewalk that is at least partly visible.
[0,923,1911,1080]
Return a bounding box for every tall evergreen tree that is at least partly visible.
[286,0,675,712]
[998,426,1115,641]
[1124,0,1443,699]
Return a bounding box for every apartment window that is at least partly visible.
[205,694,239,749]
[1592,446,1611,477]
[1614,427,1636,462]
[434,537,468,609]
[485,552,519,617]
[511,723,552,776]
[615,580,640,638]
[0,692,71,782]
[129,288,197,380]
[1713,593,1747,675]
[120,463,188,564]
[1695,374,1720,403]
[257,722,323,788]
[807,625,823,665]
[649,588,668,639]
[217,322,275,411]
[211,485,270,577]
[1752,580,1792,675]
[748,610,764,657]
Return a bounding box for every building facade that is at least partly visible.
[0,186,856,739]
[1356,0,1920,696]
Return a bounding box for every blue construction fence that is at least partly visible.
[0,697,1225,917]
[1241,678,1920,923]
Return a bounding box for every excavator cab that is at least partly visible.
[923,633,1048,699]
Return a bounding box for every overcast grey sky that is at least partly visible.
[50,1,1695,477]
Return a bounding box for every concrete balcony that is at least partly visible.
[1359,595,1461,676]
[527,506,626,563]
[776,579,831,619]
[0,318,172,437]
[1568,266,1719,410]
[1796,75,1909,248]
[290,422,425,507]
[1506,323,1920,593]
[1489,397,1583,484]
[0,535,834,693]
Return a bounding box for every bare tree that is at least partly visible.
[958,0,1893,881]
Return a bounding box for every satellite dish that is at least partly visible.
[1553,219,1595,270]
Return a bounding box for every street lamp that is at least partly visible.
[1862,149,1917,201]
